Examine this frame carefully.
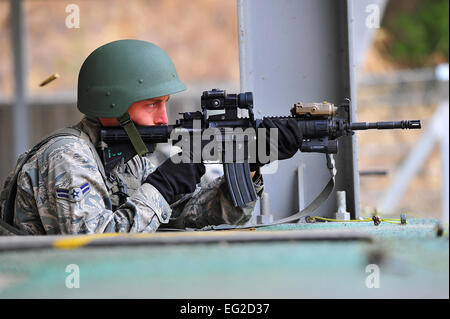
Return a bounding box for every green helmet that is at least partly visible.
[77,39,186,118]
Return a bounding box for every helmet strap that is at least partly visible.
[117,112,149,156]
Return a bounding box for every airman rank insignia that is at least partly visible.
[56,182,90,202]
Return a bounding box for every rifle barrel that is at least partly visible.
[349,120,421,130]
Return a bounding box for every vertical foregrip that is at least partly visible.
[223,162,258,207]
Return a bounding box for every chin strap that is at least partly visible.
[117,112,149,156]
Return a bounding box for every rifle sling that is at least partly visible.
[117,113,149,156]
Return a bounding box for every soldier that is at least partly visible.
[0,39,302,235]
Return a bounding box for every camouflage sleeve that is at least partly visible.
[14,137,171,235]
[166,170,264,229]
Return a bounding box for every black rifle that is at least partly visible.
[98,89,421,207]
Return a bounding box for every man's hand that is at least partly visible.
[250,118,303,170]
[262,117,303,160]
[145,157,205,204]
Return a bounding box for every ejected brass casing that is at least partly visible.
[291,101,337,117]
[39,73,60,87]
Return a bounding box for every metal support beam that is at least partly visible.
[10,0,29,161]
[238,0,360,219]
[441,121,449,222]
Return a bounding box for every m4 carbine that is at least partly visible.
[99,89,421,207]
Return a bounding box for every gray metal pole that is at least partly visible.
[337,0,360,219]
[10,0,29,161]
[237,0,360,219]
[440,107,449,222]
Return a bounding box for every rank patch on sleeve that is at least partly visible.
[56,182,90,202]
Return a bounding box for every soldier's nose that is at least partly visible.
[154,103,168,125]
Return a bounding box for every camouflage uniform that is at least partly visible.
[1,117,263,235]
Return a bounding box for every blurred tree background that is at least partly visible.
[358,0,448,218]
[381,0,449,68]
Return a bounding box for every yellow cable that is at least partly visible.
[312,217,371,222]
[310,216,406,225]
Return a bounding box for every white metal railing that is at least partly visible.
[376,64,449,221]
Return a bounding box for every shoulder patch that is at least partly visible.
[56,182,90,202]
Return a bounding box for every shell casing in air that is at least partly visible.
[39,73,60,87]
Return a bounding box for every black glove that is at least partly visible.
[145,157,206,204]
[251,118,303,170]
